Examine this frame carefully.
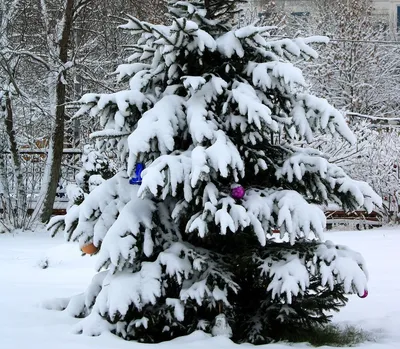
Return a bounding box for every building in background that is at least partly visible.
[253,0,400,32]
[374,0,400,32]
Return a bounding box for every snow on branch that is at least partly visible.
[114,63,151,82]
[98,262,162,318]
[246,61,306,92]
[65,172,133,248]
[70,241,238,335]
[138,151,193,202]
[204,130,244,179]
[95,90,150,118]
[316,241,368,295]
[187,186,325,246]
[216,25,325,62]
[90,130,131,139]
[292,94,356,143]
[294,36,329,59]
[138,137,244,202]
[244,189,326,244]
[258,239,368,304]
[216,31,244,58]
[122,13,217,65]
[231,81,277,131]
[95,187,156,271]
[276,151,382,212]
[119,14,156,35]
[186,79,221,144]
[127,95,186,173]
[260,253,309,304]
[171,18,216,52]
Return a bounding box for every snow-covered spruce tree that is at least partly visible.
[48,144,116,235]
[47,0,381,344]
[73,144,116,200]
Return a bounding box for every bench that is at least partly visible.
[325,210,383,230]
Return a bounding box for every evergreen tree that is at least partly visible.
[61,144,116,209]
[75,145,116,195]
[48,0,381,344]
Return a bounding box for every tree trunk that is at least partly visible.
[204,0,210,18]
[39,0,75,223]
[4,90,27,223]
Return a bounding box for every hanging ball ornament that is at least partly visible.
[81,242,99,255]
[358,290,368,299]
[231,184,245,200]
[129,163,145,185]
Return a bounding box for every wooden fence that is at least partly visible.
[0,149,81,215]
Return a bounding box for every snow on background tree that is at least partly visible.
[313,120,400,222]
[275,0,400,222]
[286,0,400,118]
[348,125,400,219]
[47,0,381,344]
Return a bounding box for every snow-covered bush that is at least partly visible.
[47,0,381,344]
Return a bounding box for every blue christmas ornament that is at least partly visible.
[129,163,145,185]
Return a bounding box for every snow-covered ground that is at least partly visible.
[0,227,399,349]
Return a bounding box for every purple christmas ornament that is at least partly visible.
[358,290,368,299]
[129,163,145,185]
[231,184,245,200]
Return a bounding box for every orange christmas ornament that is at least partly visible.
[81,242,99,255]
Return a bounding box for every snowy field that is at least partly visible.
[0,227,399,349]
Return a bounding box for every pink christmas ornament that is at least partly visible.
[358,290,368,298]
[231,185,245,200]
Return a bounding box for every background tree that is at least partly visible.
[349,125,400,219]
[0,0,169,228]
[276,0,400,222]
[48,0,380,344]
[287,0,400,118]
[0,0,39,229]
